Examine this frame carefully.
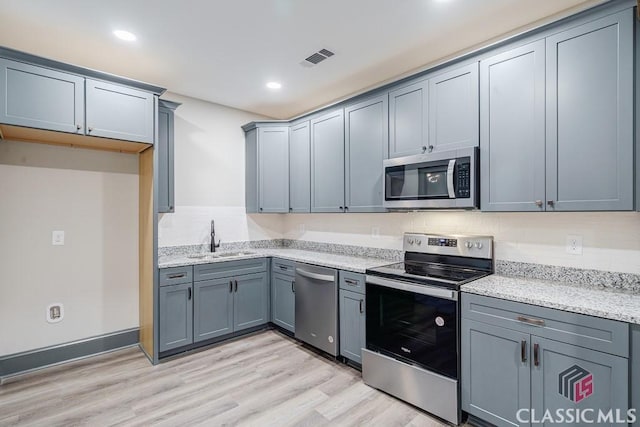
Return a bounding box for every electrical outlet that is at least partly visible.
[52,230,65,246]
[298,223,305,233]
[46,303,64,323]
[371,226,380,238]
[566,235,583,255]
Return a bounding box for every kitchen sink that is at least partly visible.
[186,251,253,259]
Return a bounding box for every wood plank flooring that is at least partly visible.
[0,330,449,426]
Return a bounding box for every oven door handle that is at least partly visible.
[365,275,457,301]
[446,159,456,199]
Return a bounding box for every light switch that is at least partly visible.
[52,230,65,246]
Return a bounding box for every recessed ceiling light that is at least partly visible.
[266,81,282,90]
[113,30,136,42]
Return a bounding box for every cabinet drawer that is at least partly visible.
[339,271,366,294]
[272,258,296,276]
[159,266,193,286]
[194,258,267,282]
[462,293,629,357]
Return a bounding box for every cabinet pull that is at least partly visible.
[547,200,555,207]
[421,146,427,153]
[359,299,364,314]
[88,127,93,132]
[229,280,233,293]
[533,343,540,367]
[291,280,295,293]
[187,288,192,300]
[517,316,545,327]
[339,206,344,211]
[279,265,289,271]
[428,145,434,153]
[234,280,238,292]
[76,124,82,130]
[535,200,543,207]
[345,279,359,286]
[521,340,527,363]
[344,206,349,211]
[168,273,186,279]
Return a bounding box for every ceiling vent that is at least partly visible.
[301,48,335,67]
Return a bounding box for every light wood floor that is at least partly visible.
[0,330,450,427]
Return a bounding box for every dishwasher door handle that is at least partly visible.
[295,268,334,282]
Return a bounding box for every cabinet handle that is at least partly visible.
[345,279,359,286]
[421,146,427,153]
[289,207,293,212]
[428,145,434,153]
[188,288,192,300]
[521,340,527,363]
[229,280,233,293]
[167,273,186,279]
[234,280,238,292]
[279,265,288,271]
[547,200,555,207]
[359,299,364,314]
[76,124,82,131]
[517,316,545,327]
[291,280,295,293]
[339,206,344,211]
[259,207,263,212]
[344,206,349,211]
[88,127,93,132]
[535,200,543,207]
[533,343,540,367]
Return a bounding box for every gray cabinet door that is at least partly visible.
[193,278,234,342]
[159,283,193,352]
[0,58,84,134]
[310,109,345,212]
[271,272,295,332]
[480,40,546,212]
[157,103,175,213]
[289,121,311,213]
[339,289,365,364]
[85,79,154,144]
[429,63,479,152]
[233,272,269,332]
[461,319,531,427]
[344,94,388,213]
[258,126,289,213]
[388,79,428,158]
[545,10,633,211]
[530,337,629,426]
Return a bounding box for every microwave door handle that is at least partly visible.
[446,159,456,198]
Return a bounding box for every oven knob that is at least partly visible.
[465,241,473,249]
[475,242,483,249]
[407,238,414,245]
[416,239,422,246]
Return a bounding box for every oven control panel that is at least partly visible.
[404,233,493,259]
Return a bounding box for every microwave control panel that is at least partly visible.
[455,158,471,199]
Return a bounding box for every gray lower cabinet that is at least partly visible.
[85,79,154,144]
[289,121,311,213]
[271,271,295,332]
[193,278,233,342]
[388,79,429,158]
[159,282,193,352]
[428,62,479,153]
[310,109,345,212]
[158,100,180,214]
[0,58,84,134]
[461,293,630,427]
[258,126,289,213]
[344,94,388,212]
[632,325,640,426]
[339,289,365,364]
[234,272,269,331]
[545,9,633,211]
[480,40,546,212]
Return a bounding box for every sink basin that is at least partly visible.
[186,252,253,260]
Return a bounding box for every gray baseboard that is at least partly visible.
[0,328,139,379]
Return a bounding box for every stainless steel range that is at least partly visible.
[363,233,494,425]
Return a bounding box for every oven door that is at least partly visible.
[365,275,459,379]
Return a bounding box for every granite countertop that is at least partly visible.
[462,274,640,325]
[158,248,393,273]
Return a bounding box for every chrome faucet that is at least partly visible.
[210,220,221,252]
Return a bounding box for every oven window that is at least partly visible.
[385,160,450,201]
[366,283,458,379]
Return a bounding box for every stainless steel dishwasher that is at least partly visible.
[294,263,338,356]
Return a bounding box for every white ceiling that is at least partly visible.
[0,0,604,119]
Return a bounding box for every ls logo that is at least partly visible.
[559,365,594,403]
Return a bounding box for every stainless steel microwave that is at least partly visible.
[383,147,479,209]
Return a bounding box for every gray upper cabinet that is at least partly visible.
[388,79,429,158]
[193,278,233,342]
[429,62,479,152]
[545,10,633,211]
[289,121,311,213]
[85,79,154,144]
[480,40,546,212]
[311,109,345,212]
[158,100,180,214]
[158,282,193,353]
[233,272,269,332]
[344,94,388,213]
[258,126,289,213]
[0,58,84,134]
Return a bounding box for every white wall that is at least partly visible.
[0,141,139,356]
[282,212,640,274]
[158,92,283,248]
